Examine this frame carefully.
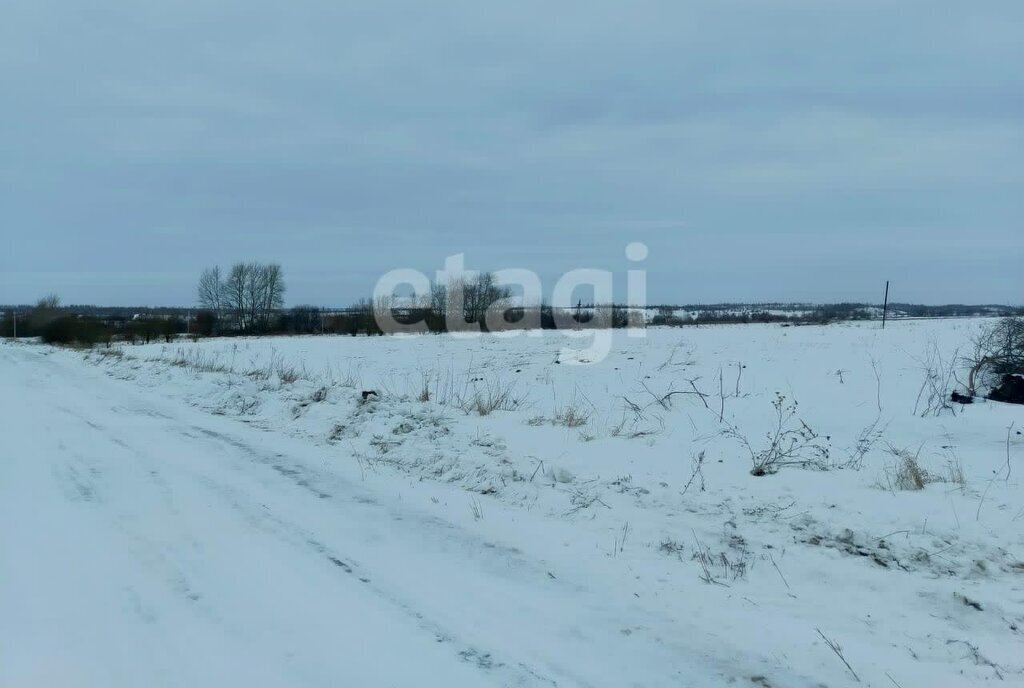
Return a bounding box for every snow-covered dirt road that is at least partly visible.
[4,320,1022,688]
[0,342,805,688]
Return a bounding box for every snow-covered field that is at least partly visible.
[2,319,1021,687]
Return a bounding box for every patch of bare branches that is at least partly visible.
[720,392,831,476]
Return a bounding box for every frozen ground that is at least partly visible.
[1,318,1021,687]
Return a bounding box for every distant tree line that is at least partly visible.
[189,270,637,337]
[0,294,185,346]
[646,302,1024,327]
[4,271,1022,346]
[888,303,1021,318]
[648,303,876,327]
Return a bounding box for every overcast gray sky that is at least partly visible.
[2,0,1021,307]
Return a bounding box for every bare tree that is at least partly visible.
[244,262,264,331]
[430,280,448,318]
[200,262,286,333]
[37,293,61,310]
[439,273,511,330]
[259,263,286,331]
[224,263,250,331]
[31,293,62,332]
[197,267,224,325]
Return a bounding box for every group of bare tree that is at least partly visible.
[198,263,286,333]
[369,272,638,334]
[191,267,632,337]
[428,274,514,330]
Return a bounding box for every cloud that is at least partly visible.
[1,0,1021,305]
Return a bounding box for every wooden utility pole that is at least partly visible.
[881,280,890,329]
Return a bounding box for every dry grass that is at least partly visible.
[553,403,591,428]
[878,443,967,492]
[457,380,525,416]
[414,370,432,402]
[892,446,929,490]
[165,348,230,374]
[245,350,309,384]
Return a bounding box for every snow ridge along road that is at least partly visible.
[0,343,806,687]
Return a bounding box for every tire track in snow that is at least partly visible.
[177,426,568,687]
[10,354,562,686]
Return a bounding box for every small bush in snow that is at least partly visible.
[840,416,887,471]
[691,540,750,584]
[659,539,685,556]
[877,443,966,491]
[166,347,230,374]
[553,403,590,428]
[889,445,929,490]
[277,365,301,384]
[912,339,960,416]
[456,380,524,416]
[721,393,831,476]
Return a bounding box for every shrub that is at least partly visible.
[161,317,184,343]
[127,318,163,344]
[0,311,16,337]
[913,339,960,416]
[721,392,831,476]
[964,316,1024,396]
[25,294,63,336]
[891,446,929,490]
[877,444,966,491]
[40,316,110,347]
[286,306,322,334]
[194,310,218,337]
[553,403,591,428]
